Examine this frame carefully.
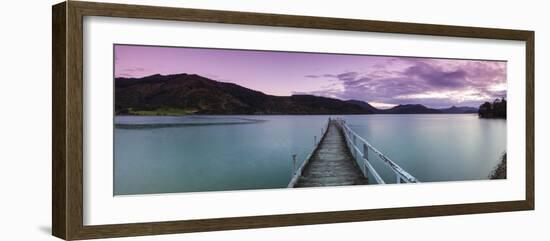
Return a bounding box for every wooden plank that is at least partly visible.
[295,120,367,187]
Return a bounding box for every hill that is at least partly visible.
[345,100,380,113]
[115,73,374,115]
[438,106,478,114]
[115,73,478,116]
[383,104,442,114]
[343,101,478,114]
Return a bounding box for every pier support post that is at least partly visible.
[292,154,297,175]
[363,144,369,179]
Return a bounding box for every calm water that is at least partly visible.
[114,114,506,195]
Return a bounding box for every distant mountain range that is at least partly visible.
[115,73,478,115]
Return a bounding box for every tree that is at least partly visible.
[478,98,506,119]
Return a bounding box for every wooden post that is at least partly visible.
[396,175,401,184]
[363,144,368,160]
[363,143,368,178]
[314,136,317,146]
[292,154,297,175]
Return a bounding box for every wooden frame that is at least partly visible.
[52,1,534,240]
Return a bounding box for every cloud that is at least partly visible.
[344,77,371,87]
[404,62,467,88]
[302,58,506,108]
[336,72,359,82]
[117,67,146,78]
[304,74,320,78]
[122,67,145,72]
[117,73,137,78]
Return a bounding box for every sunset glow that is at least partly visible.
[115,44,507,108]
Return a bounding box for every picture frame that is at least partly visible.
[52,1,534,240]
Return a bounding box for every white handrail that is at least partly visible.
[288,117,419,187]
[342,128,386,184]
[336,118,419,184]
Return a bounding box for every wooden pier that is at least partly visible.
[295,120,368,187]
[288,118,419,188]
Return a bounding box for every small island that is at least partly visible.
[478,98,507,119]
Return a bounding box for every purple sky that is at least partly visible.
[115,44,506,109]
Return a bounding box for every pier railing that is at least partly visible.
[336,118,419,184]
[287,119,331,188]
